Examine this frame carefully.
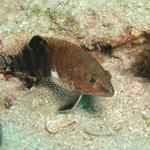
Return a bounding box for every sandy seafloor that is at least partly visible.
[0,0,150,150]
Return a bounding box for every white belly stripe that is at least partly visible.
[51,69,59,78]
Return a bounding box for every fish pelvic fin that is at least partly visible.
[58,94,83,112]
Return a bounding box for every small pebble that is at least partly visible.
[115,36,127,45]
[130,81,144,94]
[45,115,76,134]
[4,95,16,109]
[4,75,12,81]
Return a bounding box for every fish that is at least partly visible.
[0,35,114,111]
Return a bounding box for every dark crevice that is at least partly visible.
[132,33,150,79]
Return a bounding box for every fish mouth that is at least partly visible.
[107,86,115,96]
[87,87,114,97]
[82,85,115,97]
[100,84,115,97]
[106,89,114,97]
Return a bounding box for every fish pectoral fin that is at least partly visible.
[58,94,83,112]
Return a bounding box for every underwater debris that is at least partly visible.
[115,36,127,45]
[45,115,76,134]
[112,42,144,70]
[130,81,144,95]
[131,32,150,79]
[82,128,112,140]
[48,9,81,35]
[82,129,100,140]
[4,97,13,109]
[3,75,12,81]
[125,27,144,44]
[4,95,16,109]
[92,42,112,55]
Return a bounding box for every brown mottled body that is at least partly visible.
[45,37,114,96]
[0,36,114,111]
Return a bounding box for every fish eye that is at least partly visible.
[89,75,97,85]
